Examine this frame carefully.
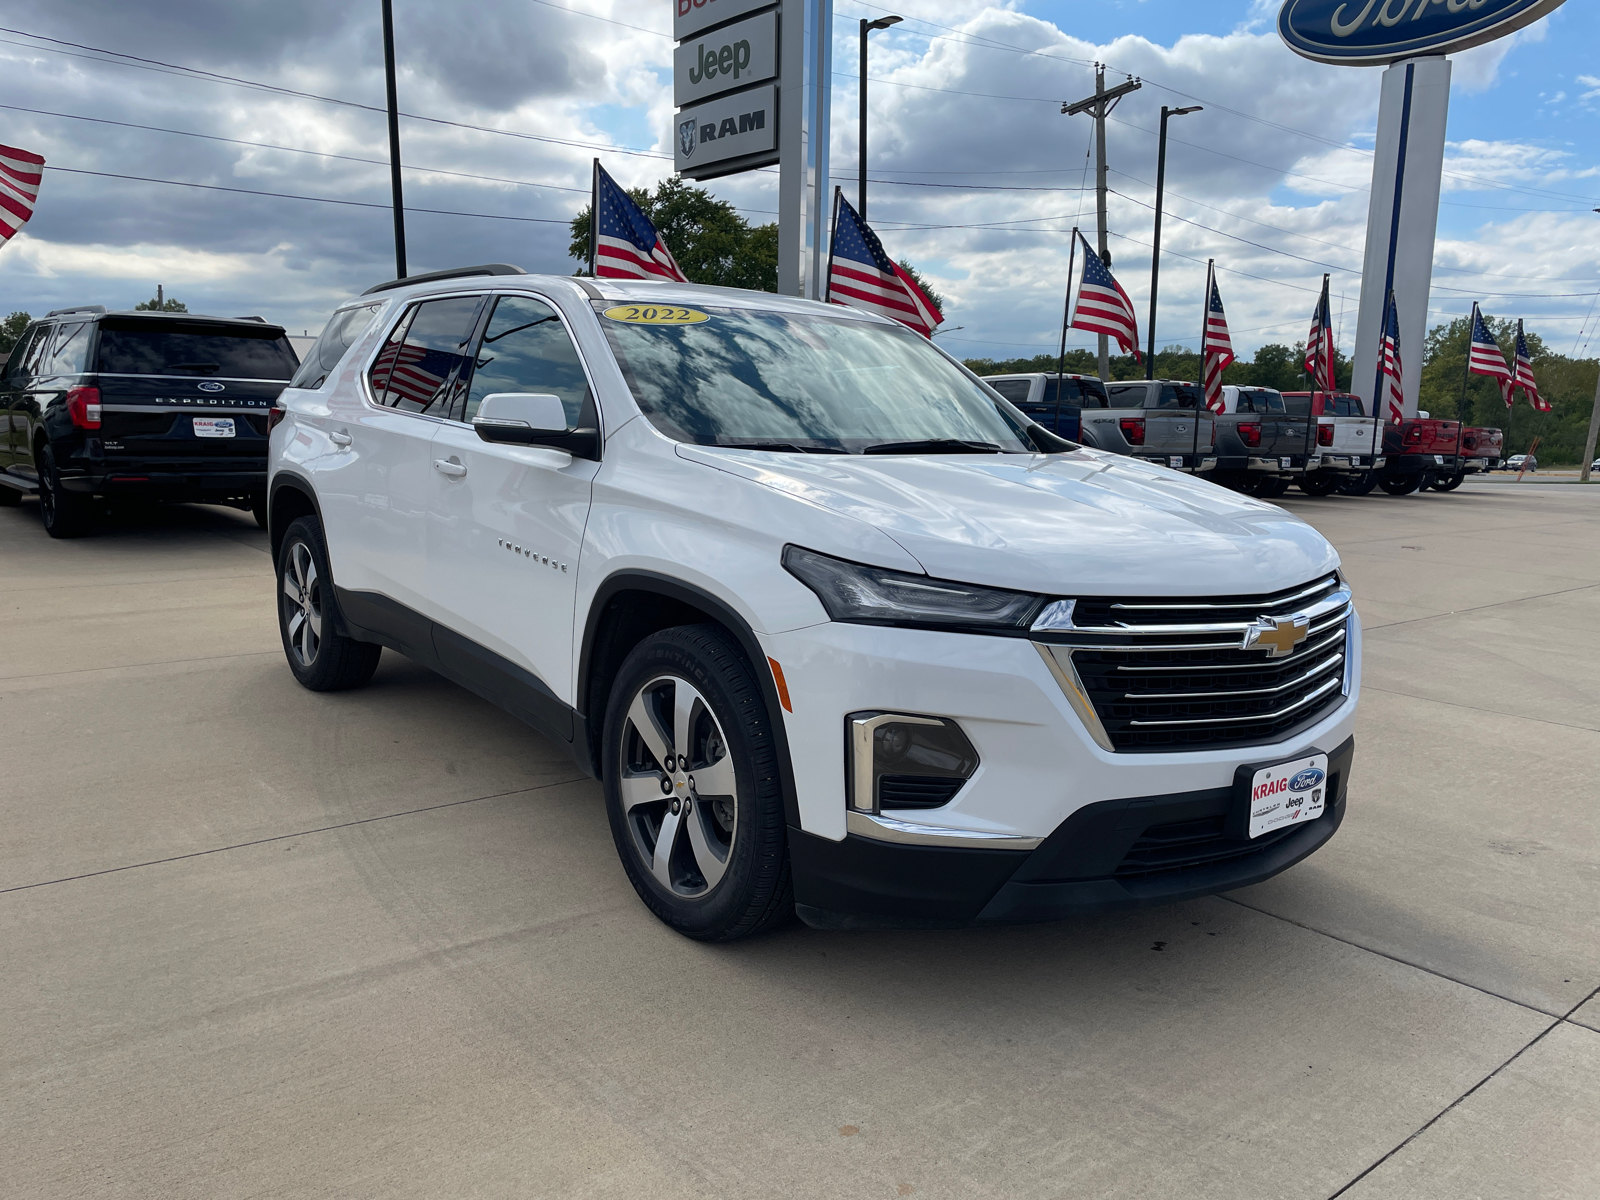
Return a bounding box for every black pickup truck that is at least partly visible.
[0,306,299,536]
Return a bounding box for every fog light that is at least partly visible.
[847,712,978,813]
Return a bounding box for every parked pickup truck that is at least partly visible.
[1341,415,1463,496]
[1212,386,1314,498]
[1086,379,1219,475]
[1430,426,1503,490]
[1281,392,1384,497]
[979,372,1109,441]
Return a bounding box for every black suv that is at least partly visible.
[0,306,299,536]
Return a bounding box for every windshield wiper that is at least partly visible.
[167,362,221,373]
[862,438,1003,455]
[714,441,848,454]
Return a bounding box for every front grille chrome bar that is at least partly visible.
[1126,675,1343,728]
[1122,650,1343,701]
[1108,575,1339,613]
[1063,588,1352,639]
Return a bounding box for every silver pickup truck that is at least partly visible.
[1089,379,1218,474]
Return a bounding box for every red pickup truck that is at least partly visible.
[1435,426,1504,489]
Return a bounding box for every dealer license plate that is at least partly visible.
[1169,456,1184,468]
[193,417,235,438]
[1247,752,1328,839]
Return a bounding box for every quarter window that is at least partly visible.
[290,302,383,390]
[368,295,485,414]
[44,323,92,375]
[986,379,1033,405]
[461,295,589,425]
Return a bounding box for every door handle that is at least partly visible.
[329,430,352,447]
[433,458,468,478]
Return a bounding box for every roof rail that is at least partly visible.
[233,315,268,322]
[362,263,526,296]
[45,304,108,317]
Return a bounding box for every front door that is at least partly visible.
[1,323,44,471]
[427,293,599,710]
[312,293,485,622]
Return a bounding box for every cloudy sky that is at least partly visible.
[1,0,1596,362]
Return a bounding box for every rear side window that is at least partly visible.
[1338,395,1364,417]
[1106,384,1145,405]
[45,323,92,375]
[289,302,383,389]
[1155,385,1200,410]
[986,379,1033,404]
[368,295,486,414]
[460,295,589,425]
[95,319,298,379]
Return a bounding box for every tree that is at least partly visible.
[135,294,188,312]
[569,177,777,292]
[1420,313,1597,462]
[1,310,30,355]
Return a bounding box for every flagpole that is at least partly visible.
[1198,259,1212,462]
[1303,269,1319,465]
[1057,227,1079,405]
[823,187,842,304]
[588,159,599,278]
[1453,302,1475,469]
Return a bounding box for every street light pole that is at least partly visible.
[1145,104,1200,380]
[1580,210,1600,483]
[858,15,901,221]
[381,0,407,280]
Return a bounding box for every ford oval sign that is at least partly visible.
[1278,0,1568,65]
[197,381,226,392]
[1289,767,1327,792]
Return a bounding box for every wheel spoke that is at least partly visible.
[306,604,322,640]
[625,691,672,771]
[691,754,736,798]
[291,546,307,591]
[685,805,729,889]
[299,615,316,663]
[619,772,665,813]
[302,556,319,593]
[286,608,305,644]
[672,681,700,767]
[650,806,683,887]
[281,573,300,603]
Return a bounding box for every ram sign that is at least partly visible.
[1278,0,1569,64]
[674,83,776,177]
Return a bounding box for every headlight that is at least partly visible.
[782,545,1045,631]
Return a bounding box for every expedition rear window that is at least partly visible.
[94,319,298,379]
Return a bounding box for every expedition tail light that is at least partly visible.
[1317,423,1335,446]
[1119,417,1145,446]
[267,405,287,434]
[66,385,102,430]
[1238,420,1261,448]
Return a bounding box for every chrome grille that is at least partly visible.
[1035,574,1352,753]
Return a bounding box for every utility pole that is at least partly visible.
[1145,104,1200,379]
[381,0,407,280]
[1063,65,1140,381]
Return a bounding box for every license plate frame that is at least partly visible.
[1229,749,1329,840]
[193,417,236,439]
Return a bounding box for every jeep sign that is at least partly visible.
[674,0,776,41]
[674,83,777,177]
[673,10,777,107]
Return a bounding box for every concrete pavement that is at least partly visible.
[2,479,1596,1199]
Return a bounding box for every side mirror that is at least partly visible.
[472,392,601,460]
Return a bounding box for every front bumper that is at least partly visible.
[794,735,1354,928]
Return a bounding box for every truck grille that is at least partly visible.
[1035,574,1352,753]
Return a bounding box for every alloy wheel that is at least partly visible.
[617,674,738,899]
[282,540,323,667]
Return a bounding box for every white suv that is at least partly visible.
[268,265,1360,941]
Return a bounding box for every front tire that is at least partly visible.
[602,624,792,942]
[37,443,94,538]
[275,516,382,691]
[1339,472,1379,496]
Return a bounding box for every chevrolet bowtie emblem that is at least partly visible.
[1245,615,1310,657]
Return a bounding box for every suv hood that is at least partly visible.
[679,446,1338,596]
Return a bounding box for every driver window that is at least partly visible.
[462,295,590,426]
[3,326,39,383]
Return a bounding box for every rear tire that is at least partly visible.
[1250,476,1290,499]
[1431,473,1465,492]
[1298,472,1342,497]
[1379,474,1421,496]
[275,516,382,691]
[1338,472,1379,496]
[602,624,793,942]
[37,443,93,538]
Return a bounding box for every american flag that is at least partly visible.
[371,341,447,410]
[1201,261,1234,415]
[1512,320,1549,411]
[592,161,687,282]
[1380,289,1405,425]
[1069,231,1140,361]
[826,191,943,337]
[0,143,44,250]
[1305,273,1336,391]
[1467,303,1513,407]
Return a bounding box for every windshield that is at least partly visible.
[96,319,298,379]
[596,303,1032,453]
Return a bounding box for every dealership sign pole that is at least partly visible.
[1278,0,1567,421]
[673,0,833,299]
